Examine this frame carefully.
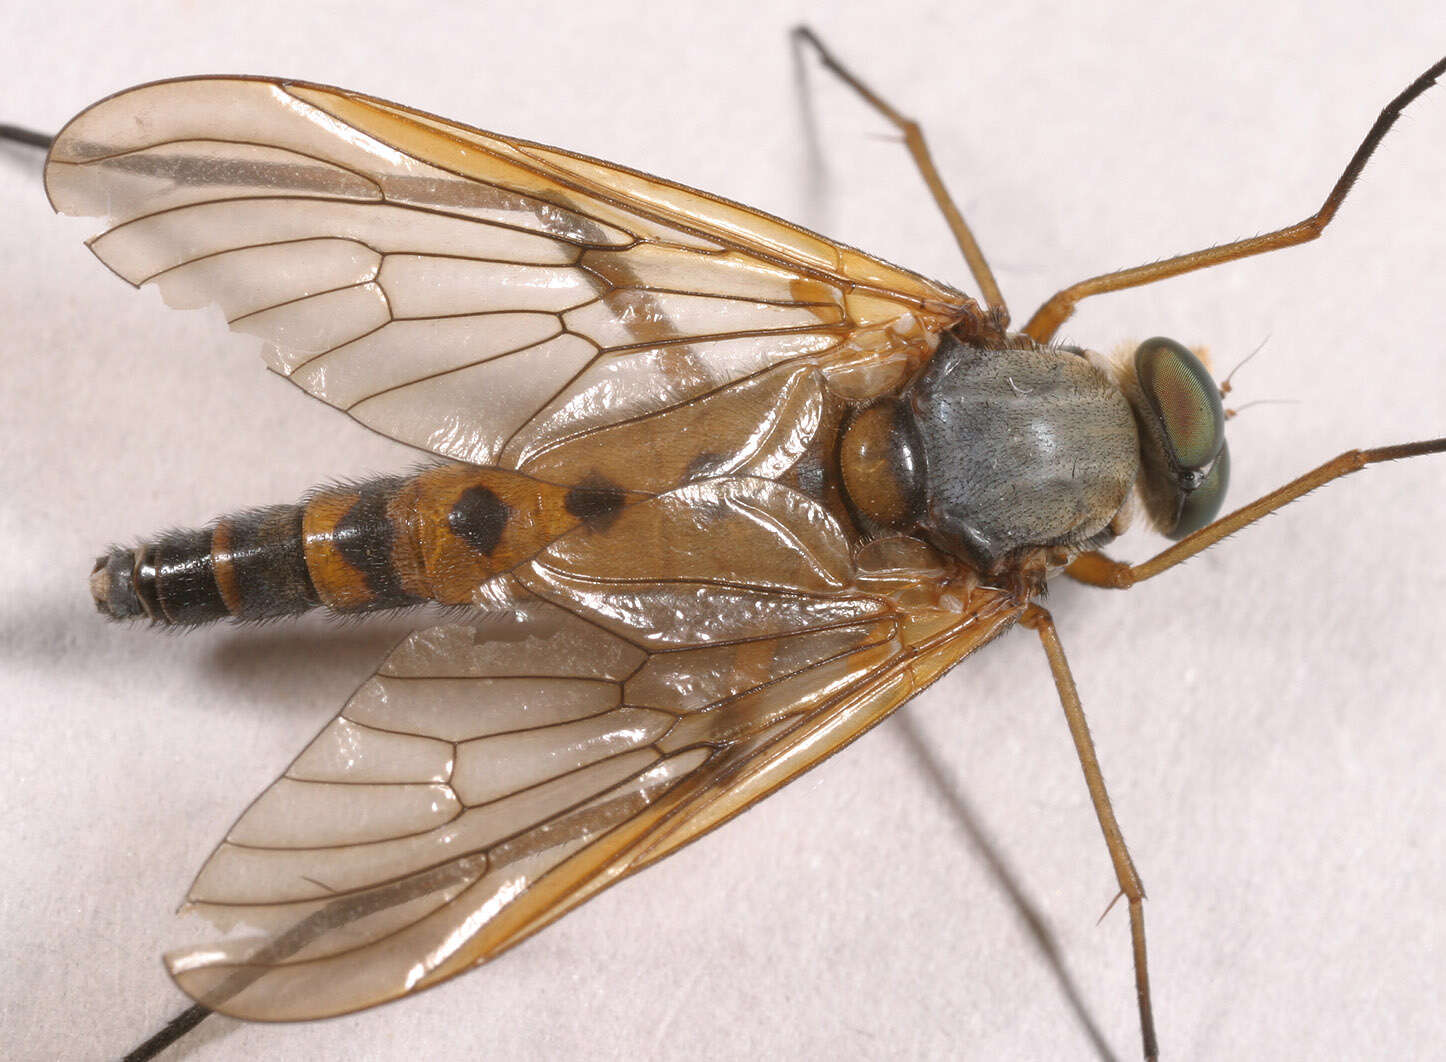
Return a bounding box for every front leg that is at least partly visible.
[1067,438,1446,589]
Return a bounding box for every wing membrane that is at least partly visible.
[45,77,976,465]
[168,481,1020,1020]
[46,76,1011,1023]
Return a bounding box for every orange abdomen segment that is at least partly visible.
[407,464,630,604]
[90,465,638,625]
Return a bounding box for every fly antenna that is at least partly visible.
[1224,397,1300,421]
[1219,334,1271,399]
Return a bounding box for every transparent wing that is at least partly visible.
[168,479,1021,1020]
[45,77,977,465]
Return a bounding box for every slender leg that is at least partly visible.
[1020,604,1157,1061]
[792,26,1008,316]
[1024,55,1446,343]
[0,123,53,150]
[121,1004,211,1062]
[1067,437,1446,588]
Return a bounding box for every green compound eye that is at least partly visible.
[1171,441,1230,539]
[1135,337,1226,473]
[1134,338,1230,539]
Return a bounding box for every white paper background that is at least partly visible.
[2,2,1443,1060]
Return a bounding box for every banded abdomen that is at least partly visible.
[90,465,636,625]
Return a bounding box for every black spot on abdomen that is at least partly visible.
[332,482,416,605]
[564,477,626,531]
[449,486,510,554]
